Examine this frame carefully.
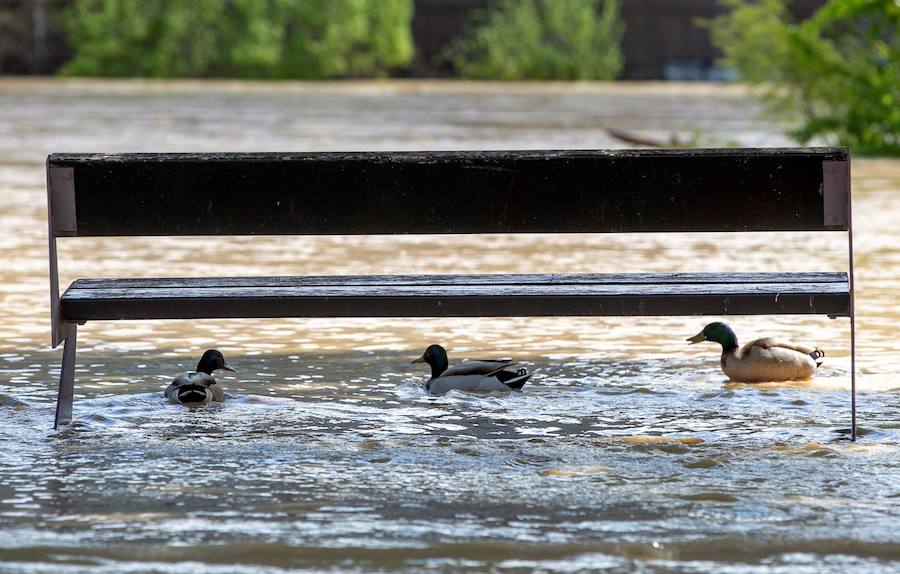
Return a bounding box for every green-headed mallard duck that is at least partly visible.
[412,344,531,395]
[164,350,234,406]
[688,322,824,382]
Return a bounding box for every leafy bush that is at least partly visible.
[709,0,900,155]
[445,0,624,80]
[275,0,414,79]
[61,0,414,79]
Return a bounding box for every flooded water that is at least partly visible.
[0,79,898,573]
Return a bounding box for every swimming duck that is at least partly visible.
[412,344,531,395]
[164,350,234,406]
[687,322,824,382]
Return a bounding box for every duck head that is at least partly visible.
[195,349,235,376]
[412,344,449,378]
[687,322,738,351]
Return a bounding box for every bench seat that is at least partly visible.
[61,272,850,321]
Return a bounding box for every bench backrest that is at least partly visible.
[47,149,850,237]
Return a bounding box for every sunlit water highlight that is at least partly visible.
[0,80,898,573]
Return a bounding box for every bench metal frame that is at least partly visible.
[46,149,855,438]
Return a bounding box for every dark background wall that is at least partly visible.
[1,0,826,80]
[0,0,69,74]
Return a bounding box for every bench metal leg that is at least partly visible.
[847,158,857,442]
[54,323,77,430]
[850,313,857,441]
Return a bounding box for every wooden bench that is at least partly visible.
[47,149,856,436]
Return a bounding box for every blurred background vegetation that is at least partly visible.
[709,0,899,155]
[0,0,896,154]
[62,0,414,78]
[442,0,623,80]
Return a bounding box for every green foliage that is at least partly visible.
[275,0,414,79]
[709,0,900,155]
[445,0,624,80]
[60,0,414,79]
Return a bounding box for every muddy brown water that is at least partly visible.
[0,79,898,573]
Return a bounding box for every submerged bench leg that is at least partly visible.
[53,323,77,430]
[850,313,857,442]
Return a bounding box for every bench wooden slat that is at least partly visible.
[70,272,848,289]
[60,273,850,320]
[47,148,850,237]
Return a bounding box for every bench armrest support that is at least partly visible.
[48,166,76,347]
[823,160,850,229]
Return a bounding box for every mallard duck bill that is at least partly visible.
[687,333,706,344]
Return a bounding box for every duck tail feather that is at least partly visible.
[493,368,531,389]
[503,372,531,390]
[809,348,825,367]
[485,364,515,377]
